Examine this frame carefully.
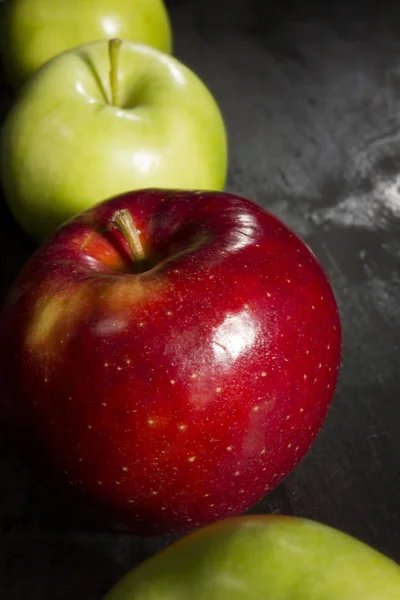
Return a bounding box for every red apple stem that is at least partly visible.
[111,209,145,262]
[108,38,122,107]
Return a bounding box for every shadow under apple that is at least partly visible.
[0,436,174,599]
[0,428,295,598]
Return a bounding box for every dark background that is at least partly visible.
[1,0,400,597]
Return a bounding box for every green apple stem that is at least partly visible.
[111,209,146,263]
[108,38,122,107]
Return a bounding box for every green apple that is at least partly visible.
[0,39,227,241]
[105,516,400,600]
[0,0,172,89]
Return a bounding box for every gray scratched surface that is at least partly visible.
[1,0,400,597]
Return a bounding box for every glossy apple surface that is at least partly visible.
[0,0,172,88]
[105,515,400,599]
[0,189,341,535]
[0,40,227,241]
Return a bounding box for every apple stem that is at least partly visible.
[111,209,146,263]
[108,38,122,107]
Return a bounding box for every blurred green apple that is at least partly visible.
[0,0,172,88]
[105,515,400,600]
[0,39,227,240]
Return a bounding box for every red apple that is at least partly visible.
[0,189,341,535]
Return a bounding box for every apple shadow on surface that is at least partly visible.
[0,197,36,305]
[0,438,172,599]
[0,431,295,599]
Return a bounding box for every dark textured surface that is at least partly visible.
[1,0,400,597]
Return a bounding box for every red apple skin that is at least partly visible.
[0,189,341,535]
